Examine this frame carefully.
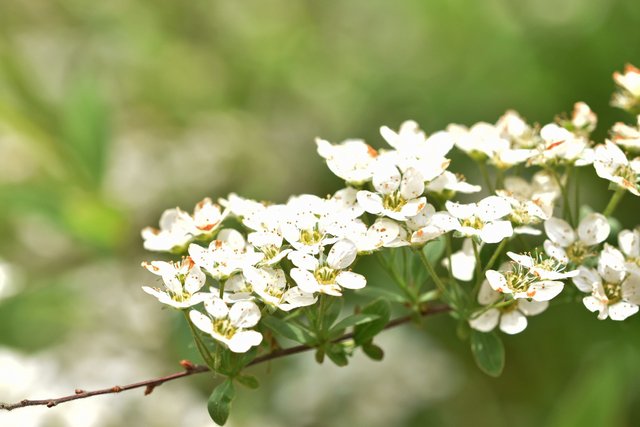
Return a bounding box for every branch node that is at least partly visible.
[144,385,156,396]
[46,401,56,408]
[179,359,195,371]
[111,386,123,393]
[74,389,85,395]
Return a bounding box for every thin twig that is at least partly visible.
[0,304,450,412]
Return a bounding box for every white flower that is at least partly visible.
[315,138,379,184]
[495,110,538,149]
[344,217,400,252]
[484,253,576,302]
[380,120,453,181]
[189,298,263,353]
[570,102,597,135]
[507,251,579,281]
[141,257,208,308]
[533,123,592,166]
[543,213,610,264]
[469,279,548,335]
[612,116,640,151]
[426,171,481,195]
[243,266,316,311]
[141,208,194,252]
[189,229,263,280]
[408,204,455,245]
[190,198,227,235]
[289,239,366,296]
[485,268,564,302]
[356,164,427,222]
[612,64,640,112]
[448,121,535,168]
[444,196,513,244]
[593,140,640,195]
[502,171,560,219]
[618,228,640,275]
[574,245,640,321]
[496,190,548,235]
[141,199,228,253]
[219,193,265,220]
[280,194,336,254]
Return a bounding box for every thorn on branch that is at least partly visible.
[74,389,85,395]
[144,385,156,396]
[46,401,56,408]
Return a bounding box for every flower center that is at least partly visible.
[382,191,407,212]
[314,266,338,285]
[171,290,192,302]
[213,318,237,339]
[300,229,322,246]
[603,281,622,304]
[509,202,541,226]
[461,216,484,230]
[261,245,280,260]
[614,164,638,186]
[566,241,592,264]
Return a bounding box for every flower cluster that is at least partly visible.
[139,64,640,354]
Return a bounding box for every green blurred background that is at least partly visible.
[1,1,640,426]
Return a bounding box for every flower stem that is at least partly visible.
[415,248,447,297]
[471,239,483,283]
[182,311,217,371]
[603,187,626,217]
[478,162,494,194]
[551,168,575,227]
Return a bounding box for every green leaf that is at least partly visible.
[261,316,314,345]
[362,342,384,361]
[331,314,380,333]
[207,379,235,426]
[326,344,349,367]
[322,296,344,331]
[423,236,446,264]
[418,289,441,303]
[236,375,260,389]
[357,286,408,303]
[353,299,391,346]
[470,330,505,377]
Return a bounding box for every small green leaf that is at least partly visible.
[326,344,349,367]
[470,330,505,377]
[332,314,380,333]
[262,316,314,344]
[423,236,446,264]
[357,286,408,303]
[362,343,384,361]
[353,300,391,346]
[207,379,235,425]
[418,289,441,303]
[236,375,260,389]
[322,296,344,331]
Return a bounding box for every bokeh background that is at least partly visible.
[1,1,640,426]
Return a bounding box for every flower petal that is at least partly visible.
[335,271,366,289]
[577,213,610,246]
[499,310,527,335]
[544,217,576,247]
[469,309,499,332]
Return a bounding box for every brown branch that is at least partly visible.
[0,304,450,411]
